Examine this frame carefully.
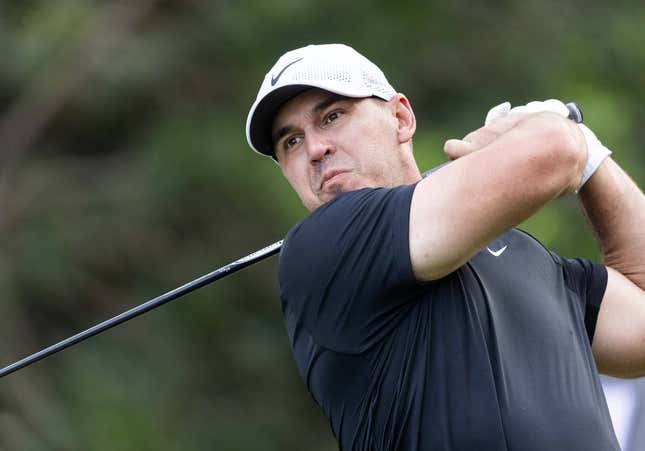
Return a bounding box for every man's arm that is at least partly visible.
[579,159,645,378]
[409,112,586,281]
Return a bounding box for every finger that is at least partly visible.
[445,112,529,160]
[444,139,479,159]
[462,127,500,149]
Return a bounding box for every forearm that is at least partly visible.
[578,157,645,288]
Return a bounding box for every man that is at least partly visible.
[245,44,645,450]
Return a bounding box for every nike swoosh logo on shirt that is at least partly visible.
[271,57,304,86]
[487,245,508,257]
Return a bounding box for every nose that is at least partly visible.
[305,130,335,164]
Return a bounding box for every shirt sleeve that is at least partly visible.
[278,184,422,353]
[552,254,609,344]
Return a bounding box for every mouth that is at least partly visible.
[320,169,349,190]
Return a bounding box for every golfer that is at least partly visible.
[246,44,645,450]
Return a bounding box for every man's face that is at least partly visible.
[272,88,415,211]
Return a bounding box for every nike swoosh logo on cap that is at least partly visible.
[271,57,304,86]
[487,245,508,257]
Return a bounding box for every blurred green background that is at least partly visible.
[0,1,643,450]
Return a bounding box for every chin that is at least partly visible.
[306,191,339,210]
[306,200,325,212]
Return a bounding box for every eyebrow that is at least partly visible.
[271,93,351,147]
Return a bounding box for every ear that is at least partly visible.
[393,94,416,144]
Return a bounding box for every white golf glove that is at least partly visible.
[484,101,511,125]
[484,99,612,193]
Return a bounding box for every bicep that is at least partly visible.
[592,266,645,378]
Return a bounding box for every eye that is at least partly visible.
[283,134,303,151]
[323,110,343,125]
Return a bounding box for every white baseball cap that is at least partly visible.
[245,43,397,158]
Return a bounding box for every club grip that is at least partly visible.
[565,102,583,123]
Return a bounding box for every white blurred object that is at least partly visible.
[603,377,637,450]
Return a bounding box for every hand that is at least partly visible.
[446,99,611,192]
[443,110,538,160]
[490,99,611,192]
[444,99,570,160]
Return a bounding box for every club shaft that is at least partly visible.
[0,240,283,378]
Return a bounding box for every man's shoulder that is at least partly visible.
[285,184,417,248]
[279,183,421,353]
[279,183,418,291]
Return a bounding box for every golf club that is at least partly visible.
[0,102,583,379]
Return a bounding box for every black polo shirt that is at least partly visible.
[279,183,619,451]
